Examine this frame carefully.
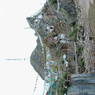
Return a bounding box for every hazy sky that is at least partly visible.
[0,0,46,95]
[0,0,46,58]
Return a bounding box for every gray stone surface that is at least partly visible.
[68,74,95,95]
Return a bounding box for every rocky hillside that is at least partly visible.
[27,0,95,94]
[27,0,77,79]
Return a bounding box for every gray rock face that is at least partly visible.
[68,74,95,95]
[30,38,45,79]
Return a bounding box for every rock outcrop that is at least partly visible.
[27,0,95,94]
[27,0,77,80]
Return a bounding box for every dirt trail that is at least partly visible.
[78,0,94,16]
